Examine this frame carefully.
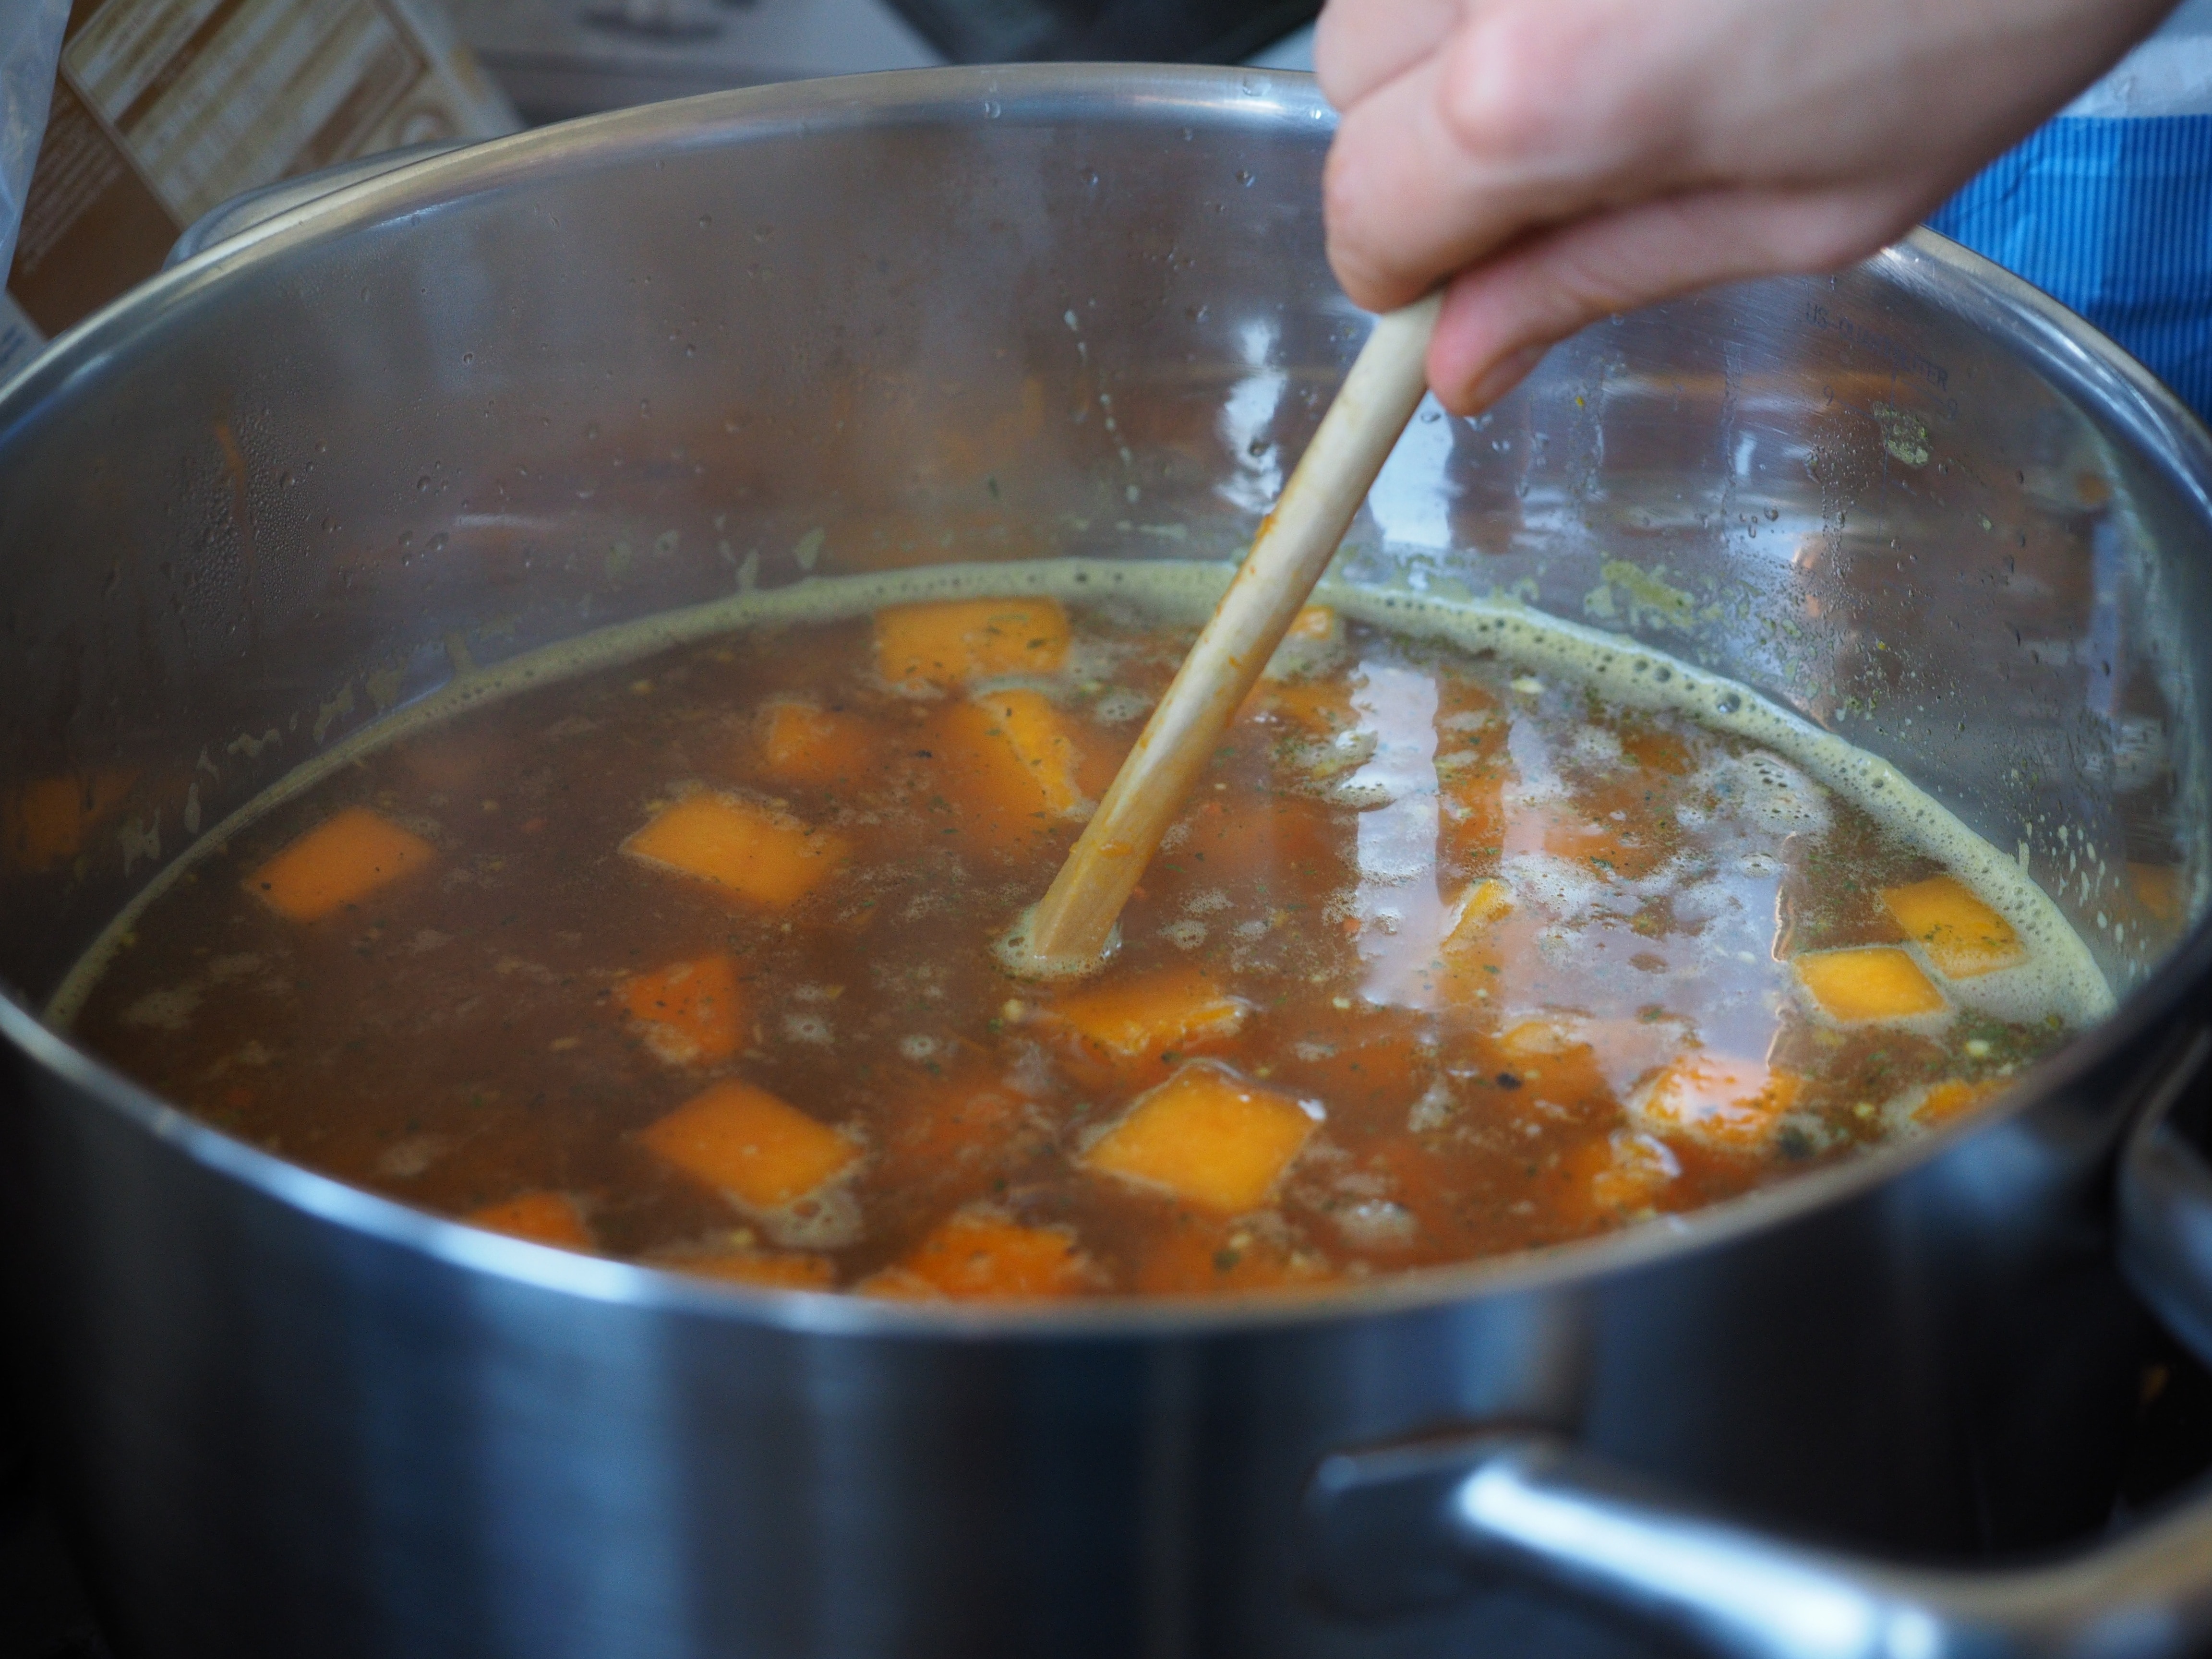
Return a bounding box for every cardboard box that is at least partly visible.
[1,0,518,375]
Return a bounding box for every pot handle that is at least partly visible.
[1303,1030,2212,1659]
[2118,1029,2212,1368]
[1303,1428,2212,1659]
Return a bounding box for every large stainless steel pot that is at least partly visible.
[5,64,2212,1659]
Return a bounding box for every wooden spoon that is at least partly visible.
[999,292,1443,980]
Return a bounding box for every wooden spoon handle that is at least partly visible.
[1007,292,1443,977]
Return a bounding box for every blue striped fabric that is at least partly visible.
[1930,114,2212,419]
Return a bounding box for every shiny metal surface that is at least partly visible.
[1307,1424,2212,1659]
[0,64,2210,1658]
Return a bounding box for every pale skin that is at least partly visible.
[1318,0,2181,412]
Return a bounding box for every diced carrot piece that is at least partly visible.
[912,698,1083,856]
[1241,675,1355,732]
[973,688,1085,816]
[2130,862,2186,925]
[669,1250,837,1290]
[1632,1055,1803,1151]
[466,1191,593,1250]
[1880,875,2026,978]
[246,805,435,922]
[622,954,748,1065]
[867,1208,1096,1298]
[623,793,849,909]
[1082,1061,1317,1213]
[3,770,136,871]
[1558,1129,1680,1224]
[756,700,878,787]
[1442,877,1513,950]
[1046,963,1247,1066]
[874,597,1070,689]
[1134,1217,1335,1294]
[639,1080,858,1210]
[1916,1078,2001,1126]
[1794,946,1948,1022]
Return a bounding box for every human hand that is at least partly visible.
[1318,0,2177,411]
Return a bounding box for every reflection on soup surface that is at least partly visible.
[63,571,2105,1298]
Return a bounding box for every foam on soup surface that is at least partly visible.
[54,561,2109,1298]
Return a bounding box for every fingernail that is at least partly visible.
[1464,345,1546,411]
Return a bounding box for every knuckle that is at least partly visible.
[1433,6,1583,162]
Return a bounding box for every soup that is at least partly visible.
[55,563,2108,1298]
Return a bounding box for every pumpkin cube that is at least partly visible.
[1442,877,1514,950]
[466,1191,593,1250]
[1795,946,1948,1022]
[622,954,748,1065]
[1915,1077,2000,1126]
[864,1209,1096,1299]
[973,688,1085,816]
[1632,1054,1803,1151]
[1081,1061,1317,1213]
[640,1080,858,1211]
[1559,1129,1680,1223]
[1880,875,2026,978]
[669,1250,836,1290]
[1047,963,1248,1065]
[2129,862,2186,925]
[4,770,136,872]
[755,700,878,788]
[914,697,1085,856]
[246,805,435,922]
[874,597,1070,690]
[623,793,848,909]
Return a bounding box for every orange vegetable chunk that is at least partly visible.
[623,793,848,909]
[1048,963,1247,1064]
[756,700,878,787]
[1081,1061,1317,1213]
[873,597,1069,689]
[4,770,136,872]
[246,805,435,922]
[865,1208,1097,1299]
[670,1250,837,1290]
[1916,1078,2001,1126]
[639,1080,858,1210]
[973,688,1085,816]
[2129,862,2186,925]
[1879,875,2027,978]
[622,954,748,1065]
[1442,877,1514,950]
[1794,946,1948,1022]
[915,698,1084,856]
[466,1191,593,1250]
[1633,1054,1803,1151]
[1558,1129,1680,1223]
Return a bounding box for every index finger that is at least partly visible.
[1314,0,1468,110]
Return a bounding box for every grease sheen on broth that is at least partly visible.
[56,562,2109,1299]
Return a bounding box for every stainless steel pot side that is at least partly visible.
[3,65,2212,1659]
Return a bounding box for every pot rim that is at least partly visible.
[5,62,2211,1343]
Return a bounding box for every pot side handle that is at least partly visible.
[2119,1028,2212,1370]
[1302,1030,2212,1659]
[1302,1429,2212,1659]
